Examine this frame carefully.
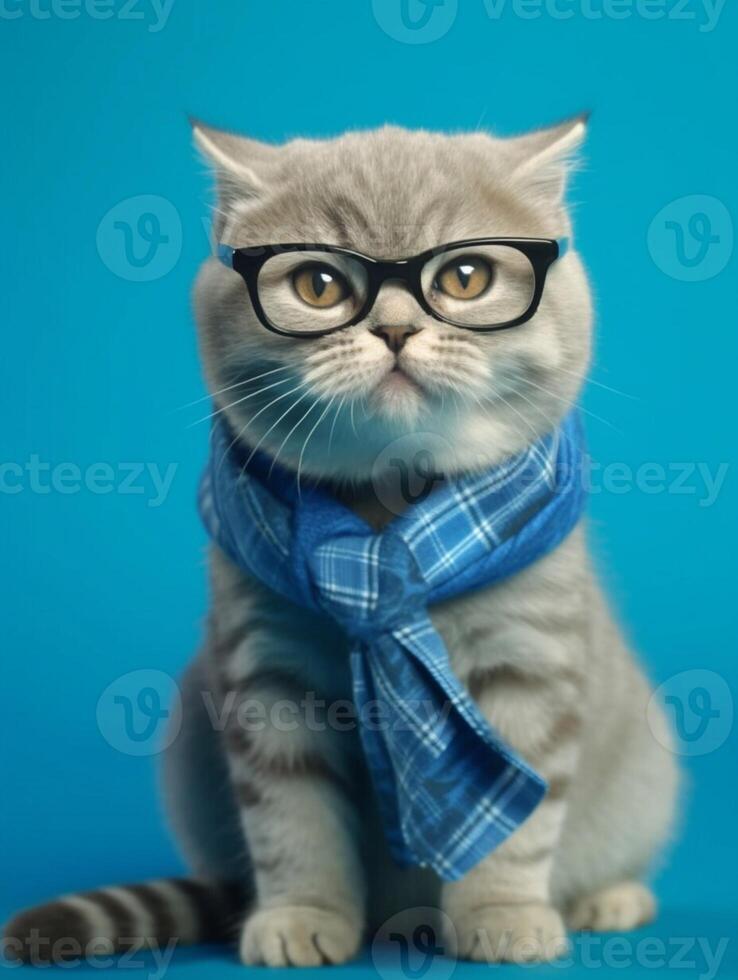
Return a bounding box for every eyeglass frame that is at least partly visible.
[217,237,569,339]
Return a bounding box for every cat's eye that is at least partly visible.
[434,255,493,300]
[292,264,350,308]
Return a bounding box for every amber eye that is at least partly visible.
[435,255,493,300]
[292,263,350,308]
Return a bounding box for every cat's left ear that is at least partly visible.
[507,113,589,204]
[190,118,278,198]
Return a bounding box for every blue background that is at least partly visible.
[1,1,736,977]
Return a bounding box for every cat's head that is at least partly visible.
[193,120,592,486]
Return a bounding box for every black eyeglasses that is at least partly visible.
[217,238,568,339]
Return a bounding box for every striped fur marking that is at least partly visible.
[2,878,248,962]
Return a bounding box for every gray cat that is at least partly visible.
[5,118,679,967]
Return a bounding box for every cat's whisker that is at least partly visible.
[513,374,623,435]
[500,382,562,436]
[358,391,374,424]
[218,380,311,474]
[245,390,311,474]
[436,378,471,424]
[446,382,464,416]
[553,364,639,401]
[189,374,298,427]
[174,364,293,412]
[504,386,578,460]
[477,390,552,473]
[305,349,354,371]
[302,363,365,400]
[268,397,322,483]
[239,388,315,473]
[296,393,338,494]
[327,393,348,456]
[359,392,378,424]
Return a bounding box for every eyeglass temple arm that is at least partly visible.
[557,237,570,259]
[217,244,235,268]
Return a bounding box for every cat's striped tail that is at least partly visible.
[3,878,248,965]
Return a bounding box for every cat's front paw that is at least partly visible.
[448,902,570,964]
[239,905,361,966]
[567,881,656,932]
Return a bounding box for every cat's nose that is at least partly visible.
[370,324,422,354]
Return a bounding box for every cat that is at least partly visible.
[4,117,680,967]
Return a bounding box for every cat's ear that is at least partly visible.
[506,113,589,205]
[190,119,276,198]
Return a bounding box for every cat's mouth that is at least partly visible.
[381,363,424,395]
[368,362,427,419]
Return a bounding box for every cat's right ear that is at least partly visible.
[190,119,275,199]
[506,113,589,207]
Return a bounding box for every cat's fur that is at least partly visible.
[5,119,679,967]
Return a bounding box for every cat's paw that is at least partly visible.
[239,905,361,966]
[449,902,570,964]
[567,881,656,932]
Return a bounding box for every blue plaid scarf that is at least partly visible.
[199,411,586,880]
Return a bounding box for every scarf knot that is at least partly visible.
[310,532,427,642]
